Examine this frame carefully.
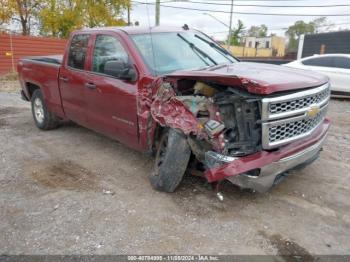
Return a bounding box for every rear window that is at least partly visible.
[68,34,90,70]
[302,57,334,67]
[333,57,350,69]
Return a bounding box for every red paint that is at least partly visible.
[168,62,329,95]
[17,27,330,177]
[150,82,207,138]
[205,118,331,182]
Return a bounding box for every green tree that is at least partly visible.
[0,0,15,25]
[247,24,268,37]
[228,19,245,45]
[39,0,83,38]
[285,17,332,51]
[84,0,130,27]
[39,0,130,38]
[286,20,315,51]
[311,17,334,33]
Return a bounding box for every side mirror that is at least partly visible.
[104,60,136,81]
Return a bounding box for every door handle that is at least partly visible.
[59,76,69,82]
[85,82,96,89]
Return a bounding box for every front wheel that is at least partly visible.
[31,89,59,130]
[150,129,191,193]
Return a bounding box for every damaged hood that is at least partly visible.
[166,62,329,95]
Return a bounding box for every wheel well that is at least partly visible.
[26,83,40,99]
[150,125,165,155]
[154,125,165,143]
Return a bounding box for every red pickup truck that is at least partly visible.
[18,26,331,194]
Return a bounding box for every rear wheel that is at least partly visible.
[150,129,191,192]
[31,89,59,130]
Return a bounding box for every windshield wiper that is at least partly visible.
[194,34,237,62]
[177,33,217,66]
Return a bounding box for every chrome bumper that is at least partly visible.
[226,134,327,193]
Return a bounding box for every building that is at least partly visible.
[298,30,350,59]
[224,36,285,58]
[242,36,286,57]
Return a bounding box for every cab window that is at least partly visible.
[68,34,90,70]
[92,35,129,75]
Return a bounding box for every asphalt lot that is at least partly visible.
[0,83,350,256]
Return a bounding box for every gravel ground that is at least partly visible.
[0,82,350,256]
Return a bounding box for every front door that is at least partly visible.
[84,34,139,148]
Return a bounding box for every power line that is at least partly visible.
[164,1,350,8]
[203,0,327,1]
[208,22,350,34]
[133,1,350,16]
[159,0,323,2]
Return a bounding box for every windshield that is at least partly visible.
[131,32,237,75]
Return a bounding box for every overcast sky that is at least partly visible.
[127,0,350,40]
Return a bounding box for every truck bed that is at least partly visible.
[23,55,63,65]
[18,55,64,118]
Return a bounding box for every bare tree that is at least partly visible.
[13,0,41,35]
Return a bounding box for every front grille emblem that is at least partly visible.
[306,104,320,119]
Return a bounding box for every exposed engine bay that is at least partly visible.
[150,79,262,168]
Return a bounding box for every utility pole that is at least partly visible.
[227,0,234,49]
[9,30,15,73]
[155,0,160,26]
[127,5,131,26]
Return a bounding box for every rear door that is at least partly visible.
[332,56,350,94]
[300,56,343,90]
[59,34,91,125]
[84,33,139,148]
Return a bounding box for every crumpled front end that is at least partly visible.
[205,118,330,192]
[150,79,261,157]
[148,75,331,192]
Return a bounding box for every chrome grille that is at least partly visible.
[269,106,327,144]
[261,83,330,149]
[269,87,330,114]
[261,83,330,121]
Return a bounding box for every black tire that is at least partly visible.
[31,89,59,130]
[150,129,191,192]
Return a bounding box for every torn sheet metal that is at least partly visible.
[150,82,207,137]
[149,79,228,154]
[137,77,162,151]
